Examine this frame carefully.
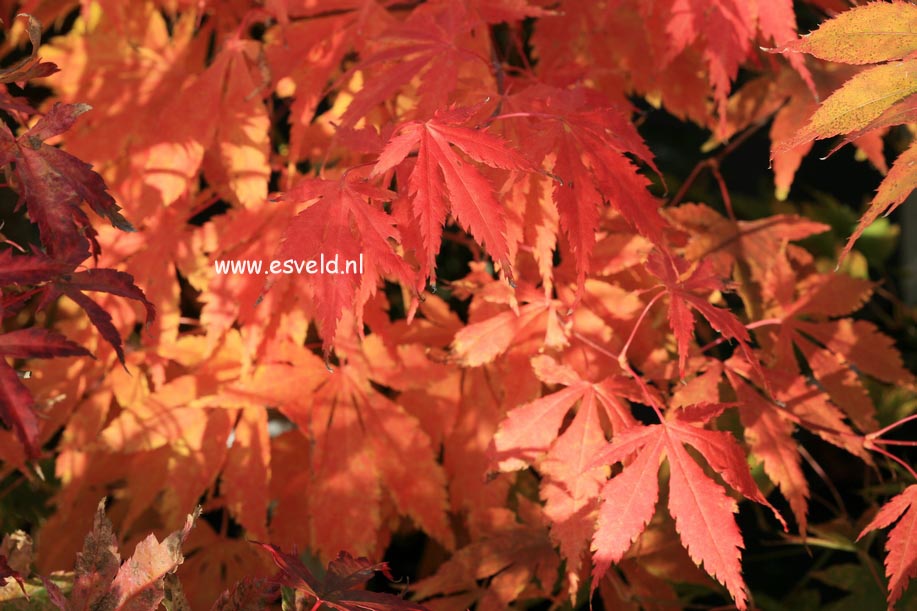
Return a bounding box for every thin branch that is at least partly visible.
[868,413,917,440]
[668,118,769,209]
[798,444,848,519]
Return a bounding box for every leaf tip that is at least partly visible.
[113,217,135,232]
[72,102,93,116]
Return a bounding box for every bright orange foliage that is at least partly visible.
[0,0,916,609]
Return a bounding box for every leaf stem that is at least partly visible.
[619,289,665,366]
[668,118,768,209]
[871,439,917,447]
[868,413,917,440]
[868,443,917,481]
[699,318,782,353]
[798,445,847,518]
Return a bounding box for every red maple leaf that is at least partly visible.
[450,282,569,367]
[269,175,415,357]
[339,2,491,127]
[727,370,810,536]
[646,250,761,381]
[0,248,72,285]
[588,404,785,610]
[760,265,912,433]
[257,543,430,611]
[858,484,917,608]
[0,103,132,263]
[491,354,643,593]
[0,328,90,457]
[0,15,59,85]
[37,268,155,367]
[371,106,533,287]
[503,85,664,294]
[663,0,755,122]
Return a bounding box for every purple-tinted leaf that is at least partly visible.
[0,328,91,359]
[0,553,26,595]
[0,14,59,85]
[0,249,72,285]
[26,103,92,142]
[38,269,156,366]
[253,543,321,596]
[0,361,39,458]
[257,545,430,611]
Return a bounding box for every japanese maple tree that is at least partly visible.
[0,0,916,610]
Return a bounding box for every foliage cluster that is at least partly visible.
[0,0,916,609]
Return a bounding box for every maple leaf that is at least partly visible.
[665,203,829,282]
[662,0,756,122]
[0,103,132,263]
[339,2,492,126]
[645,250,761,381]
[0,327,90,457]
[771,2,917,257]
[858,484,917,608]
[0,248,72,285]
[728,370,810,534]
[502,85,664,294]
[69,498,122,611]
[821,96,917,162]
[371,108,532,287]
[0,14,59,85]
[35,5,208,217]
[257,544,429,611]
[46,499,200,611]
[411,502,561,609]
[109,507,200,611]
[490,355,641,593]
[265,342,454,557]
[37,268,155,366]
[775,1,917,65]
[197,38,272,207]
[450,282,569,367]
[588,406,784,610]
[270,175,415,357]
[758,264,911,434]
[774,60,917,154]
[726,352,869,467]
[842,138,917,262]
[491,355,640,470]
